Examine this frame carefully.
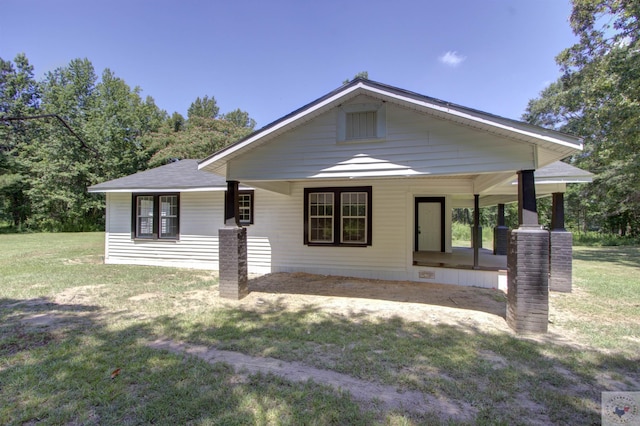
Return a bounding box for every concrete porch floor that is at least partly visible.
[413,247,507,271]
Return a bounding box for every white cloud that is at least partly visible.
[439,51,466,67]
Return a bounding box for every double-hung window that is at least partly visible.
[304,186,372,246]
[132,193,180,239]
[238,191,254,225]
[224,190,254,225]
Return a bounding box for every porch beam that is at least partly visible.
[472,171,515,194]
[243,180,291,195]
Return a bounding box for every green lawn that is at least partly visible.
[1,233,638,425]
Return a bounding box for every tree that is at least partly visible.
[8,57,166,231]
[167,112,185,132]
[221,108,256,130]
[187,95,219,120]
[144,116,253,167]
[343,71,369,84]
[523,0,640,236]
[0,54,40,227]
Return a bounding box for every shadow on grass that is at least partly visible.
[152,298,639,425]
[0,297,375,425]
[248,273,507,318]
[2,296,638,425]
[573,245,640,268]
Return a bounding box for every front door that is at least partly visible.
[415,197,445,252]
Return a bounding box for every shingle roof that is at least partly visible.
[535,161,593,179]
[88,159,229,192]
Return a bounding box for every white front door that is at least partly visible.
[415,197,445,252]
[418,202,442,251]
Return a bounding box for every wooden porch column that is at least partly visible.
[219,180,248,300]
[507,170,549,333]
[550,192,573,293]
[551,192,565,231]
[517,170,538,226]
[493,203,509,255]
[473,194,480,269]
[224,180,240,226]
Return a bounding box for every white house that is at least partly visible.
[89,78,590,291]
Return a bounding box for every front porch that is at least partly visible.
[412,247,508,290]
[413,248,507,271]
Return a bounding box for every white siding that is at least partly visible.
[227,98,536,181]
[103,179,500,287]
[104,191,273,273]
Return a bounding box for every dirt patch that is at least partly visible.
[54,285,105,305]
[246,272,509,333]
[128,292,163,301]
[148,338,476,422]
[62,255,104,265]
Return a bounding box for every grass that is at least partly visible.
[451,222,494,250]
[1,233,639,425]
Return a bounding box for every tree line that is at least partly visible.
[457,0,639,238]
[2,0,638,237]
[0,55,255,231]
[523,0,639,237]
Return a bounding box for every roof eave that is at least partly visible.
[198,78,584,173]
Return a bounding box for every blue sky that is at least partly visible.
[2,0,577,128]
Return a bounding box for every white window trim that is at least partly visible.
[337,103,387,143]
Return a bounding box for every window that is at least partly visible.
[225,190,254,225]
[131,193,179,239]
[309,192,334,242]
[238,191,254,225]
[337,103,386,142]
[304,186,372,246]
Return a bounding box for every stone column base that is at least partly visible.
[550,231,572,293]
[507,227,550,333]
[493,226,509,255]
[218,227,249,300]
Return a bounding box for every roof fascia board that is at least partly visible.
[362,84,583,150]
[88,186,248,193]
[198,83,364,171]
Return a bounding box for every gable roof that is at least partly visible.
[88,159,247,193]
[199,78,583,175]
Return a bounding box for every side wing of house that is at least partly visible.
[103,190,276,273]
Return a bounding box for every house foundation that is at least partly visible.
[218,227,249,299]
